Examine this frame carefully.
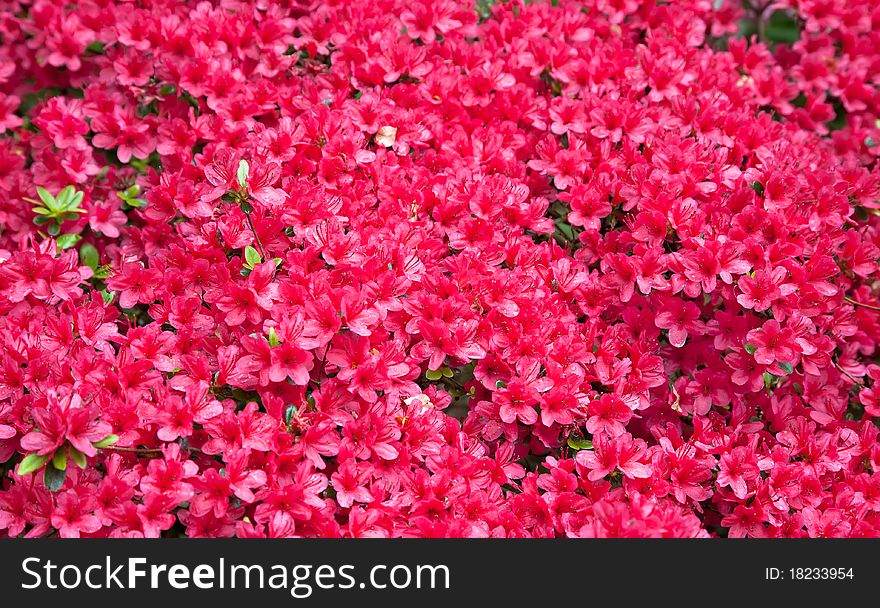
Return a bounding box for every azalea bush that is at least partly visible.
[0,0,879,538]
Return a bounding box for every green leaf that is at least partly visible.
[55,233,82,250]
[43,462,66,492]
[441,366,453,378]
[61,188,84,211]
[92,434,119,449]
[244,245,261,268]
[36,187,56,208]
[101,289,115,305]
[778,361,794,374]
[80,243,99,270]
[425,369,443,381]
[69,447,87,469]
[56,185,75,208]
[237,159,250,189]
[495,380,507,389]
[268,326,280,347]
[284,404,297,426]
[52,448,68,471]
[567,435,593,451]
[16,452,50,476]
[86,41,105,54]
[240,200,254,215]
[93,264,113,279]
[47,222,61,236]
[765,10,800,44]
[744,343,757,355]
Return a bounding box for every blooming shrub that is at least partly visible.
[0,0,879,538]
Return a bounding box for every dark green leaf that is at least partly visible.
[43,462,67,492]
[284,404,297,426]
[765,10,800,44]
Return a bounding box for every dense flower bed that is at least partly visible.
[0,0,879,538]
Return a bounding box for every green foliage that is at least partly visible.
[92,434,120,449]
[79,243,100,270]
[43,461,66,492]
[285,404,298,427]
[237,159,250,189]
[567,434,593,451]
[425,366,454,381]
[764,10,800,44]
[244,245,262,268]
[26,185,86,236]
[738,9,800,45]
[117,184,147,208]
[55,233,82,250]
[52,448,68,471]
[16,452,50,476]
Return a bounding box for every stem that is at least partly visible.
[845,296,880,312]
[102,446,164,454]
[832,360,865,389]
[103,445,207,456]
[245,213,267,260]
[317,344,330,383]
[308,345,332,392]
[744,0,770,42]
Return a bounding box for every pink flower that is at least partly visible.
[736,267,796,312]
[0,0,878,541]
[576,434,651,481]
[655,298,705,348]
[746,320,797,366]
[87,201,128,238]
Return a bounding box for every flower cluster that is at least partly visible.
[0,0,879,538]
